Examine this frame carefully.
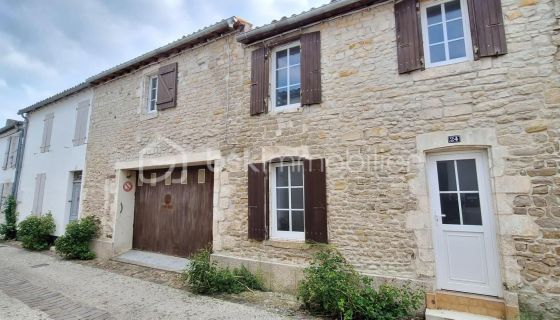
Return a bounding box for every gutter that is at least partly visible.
[11,116,27,201]
[236,0,385,45]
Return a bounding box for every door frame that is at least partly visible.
[427,149,502,297]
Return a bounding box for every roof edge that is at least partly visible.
[236,0,385,45]
[88,16,250,85]
[17,82,89,115]
[0,119,24,135]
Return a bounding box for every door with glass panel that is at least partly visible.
[428,151,500,296]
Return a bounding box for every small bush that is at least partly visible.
[55,215,100,260]
[183,249,264,295]
[0,196,18,240]
[298,247,423,320]
[17,213,56,251]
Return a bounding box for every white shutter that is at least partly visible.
[0,184,4,209]
[8,133,19,168]
[73,100,90,146]
[40,113,54,153]
[32,173,46,215]
[2,136,11,169]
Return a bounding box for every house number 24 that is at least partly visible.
[448,135,461,143]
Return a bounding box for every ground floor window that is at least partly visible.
[270,162,305,240]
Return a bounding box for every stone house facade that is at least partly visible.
[80,0,559,318]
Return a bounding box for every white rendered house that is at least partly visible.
[0,119,24,223]
[17,84,92,235]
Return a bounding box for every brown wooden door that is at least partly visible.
[133,166,213,258]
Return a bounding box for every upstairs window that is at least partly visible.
[421,0,473,67]
[148,75,158,113]
[271,42,301,110]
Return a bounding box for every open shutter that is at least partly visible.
[40,113,54,153]
[250,47,268,115]
[2,136,11,169]
[73,100,90,146]
[467,0,507,59]
[301,32,321,105]
[32,173,46,215]
[248,163,267,240]
[8,133,19,168]
[304,159,328,243]
[394,0,423,74]
[156,62,178,110]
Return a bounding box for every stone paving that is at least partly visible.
[0,245,292,319]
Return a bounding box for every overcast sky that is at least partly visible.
[0,0,328,125]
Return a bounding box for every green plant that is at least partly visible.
[17,213,56,250]
[0,196,18,240]
[297,247,423,320]
[182,249,264,295]
[55,215,100,260]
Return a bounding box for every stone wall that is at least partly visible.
[83,0,559,316]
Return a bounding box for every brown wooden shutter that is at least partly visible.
[301,31,321,105]
[304,159,328,243]
[250,48,268,116]
[248,163,267,240]
[394,0,423,74]
[467,0,507,59]
[156,62,178,110]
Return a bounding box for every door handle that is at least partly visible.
[434,213,446,222]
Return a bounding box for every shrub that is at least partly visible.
[0,196,18,240]
[183,249,264,295]
[297,247,423,320]
[55,215,100,260]
[17,213,56,250]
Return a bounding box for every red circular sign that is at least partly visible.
[123,181,133,192]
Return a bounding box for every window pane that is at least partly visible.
[276,69,287,88]
[437,161,457,191]
[427,5,442,25]
[277,188,289,209]
[461,193,482,225]
[440,193,460,225]
[276,87,288,107]
[290,166,303,186]
[276,49,287,68]
[446,19,464,40]
[429,44,446,63]
[289,85,301,105]
[289,65,300,85]
[445,0,462,20]
[289,46,300,65]
[277,210,290,231]
[457,159,478,191]
[276,166,289,187]
[448,39,466,59]
[150,100,156,111]
[151,77,157,90]
[291,188,304,209]
[292,210,304,232]
[428,24,444,44]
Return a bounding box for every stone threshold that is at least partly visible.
[112,250,189,273]
[426,290,519,320]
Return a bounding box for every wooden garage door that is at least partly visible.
[132,166,213,258]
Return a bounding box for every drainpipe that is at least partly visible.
[12,113,28,201]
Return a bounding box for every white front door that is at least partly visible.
[428,151,501,296]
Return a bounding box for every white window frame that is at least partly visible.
[269,161,305,241]
[420,0,473,68]
[147,75,158,113]
[270,41,301,112]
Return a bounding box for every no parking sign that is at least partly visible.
[123,181,133,192]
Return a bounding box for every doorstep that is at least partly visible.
[425,309,500,320]
[112,250,189,273]
[425,291,518,320]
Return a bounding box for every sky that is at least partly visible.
[0,0,329,125]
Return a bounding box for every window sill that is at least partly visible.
[264,239,311,250]
[141,111,158,121]
[270,105,303,114]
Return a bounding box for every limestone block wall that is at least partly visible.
[82,0,559,316]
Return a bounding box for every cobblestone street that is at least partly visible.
[0,245,289,320]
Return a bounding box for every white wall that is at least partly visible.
[18,89,93,236]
